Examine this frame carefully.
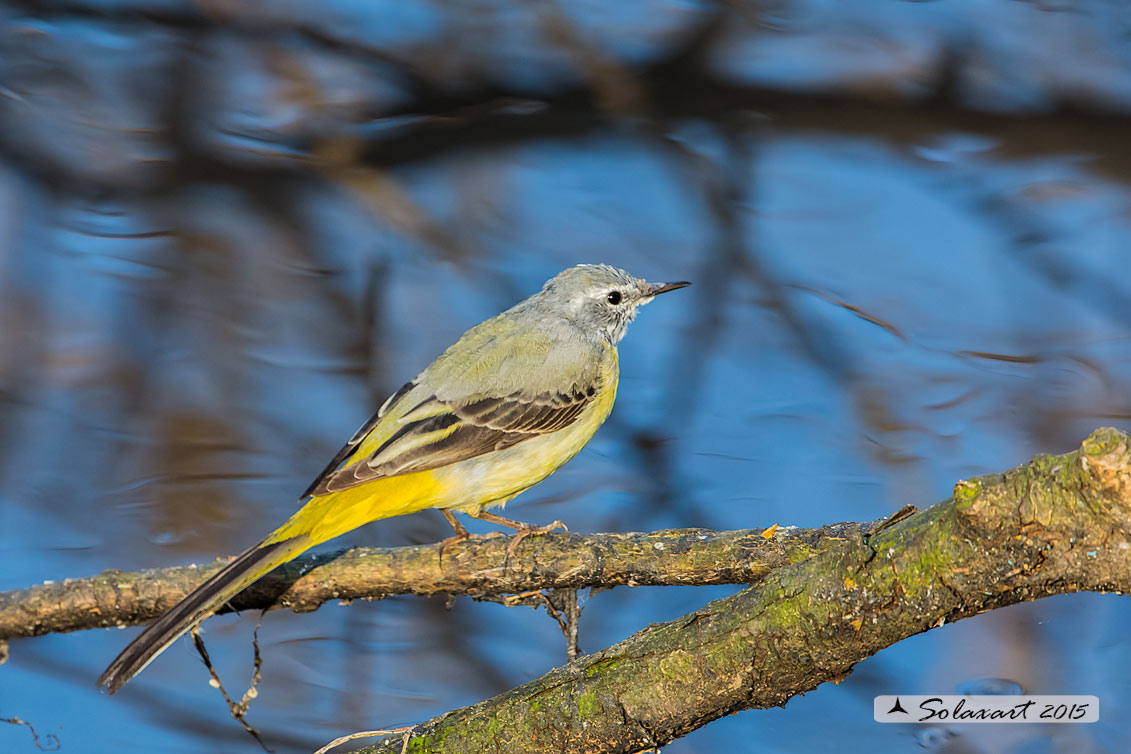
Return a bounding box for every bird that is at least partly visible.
[98,263,690,694]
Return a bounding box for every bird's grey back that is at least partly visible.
[420,264,636,401]
[423,309,609,404]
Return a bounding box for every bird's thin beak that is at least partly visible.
[647,280,691,296]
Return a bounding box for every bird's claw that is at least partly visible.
[506,520,567,557]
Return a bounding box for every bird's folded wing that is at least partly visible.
[305,381,600,496]
[299,381,416,498]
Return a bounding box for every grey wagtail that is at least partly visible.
[99,263,689,693]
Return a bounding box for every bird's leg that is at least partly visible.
[437,509,471,566]
[467,510,567,555]
[437,509,506,565]
[441,509,470,540]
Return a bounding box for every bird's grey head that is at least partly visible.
[529,264,690,344]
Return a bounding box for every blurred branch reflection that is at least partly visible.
[3,1,1131,752]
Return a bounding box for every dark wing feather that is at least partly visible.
[310,380,600,495]
[300,381,415,498]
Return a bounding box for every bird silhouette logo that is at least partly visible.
[888,697,909,715]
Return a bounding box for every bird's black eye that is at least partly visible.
[606,290,622,305]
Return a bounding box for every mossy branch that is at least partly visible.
[347,427,1131,754]
[0,522,870,641]
[7,429,1131,754]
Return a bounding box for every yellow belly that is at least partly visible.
[433,383,616,514]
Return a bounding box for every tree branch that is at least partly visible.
[10,429,1131,754]
[347,427,1131,753]
[0,522,871,641]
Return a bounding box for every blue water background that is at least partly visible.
[2,1,1131,752]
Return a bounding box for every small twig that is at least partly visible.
[537,593,570,638]
[2,717,61,751]
[867,505,919,536]
[191,618,271,751]
[497,589,544,608]
[312,726,415,754]
[562,589,581,661]
[544,589,583,661]
[497,588,583,660]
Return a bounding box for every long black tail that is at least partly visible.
[98,536,307,694]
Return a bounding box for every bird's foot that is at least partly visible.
[437,509,508,565]
[504,520,568,557]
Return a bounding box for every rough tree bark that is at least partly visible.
[0,522,873,641]
[3,429,1129,754]
[345,427,1131,753]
